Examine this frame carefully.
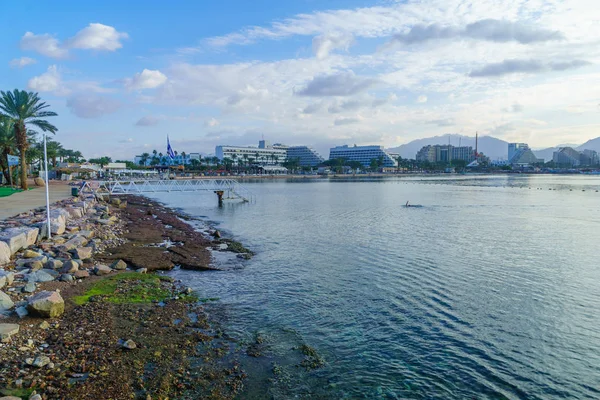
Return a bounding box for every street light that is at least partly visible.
[43,132,51,239]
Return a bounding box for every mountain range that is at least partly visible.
[387,134,600,162]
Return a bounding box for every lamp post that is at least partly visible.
[43,132,51,239]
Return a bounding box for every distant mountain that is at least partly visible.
[532,147,560,162]
[577,137,600,153]
[387,134,509,160]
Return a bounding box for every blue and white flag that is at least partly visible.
[167,136,176,159]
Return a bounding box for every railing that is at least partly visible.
[79,179,255,202]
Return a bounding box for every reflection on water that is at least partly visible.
[155,175,600,399]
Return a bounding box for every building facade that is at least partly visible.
[416,145,475,163]
[286,146,325,167]
[553,147,582,167]
[507,143,543,166]
[216,141,287,165]
[329,145,397,167]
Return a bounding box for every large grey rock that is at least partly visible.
[0,291,14,311]
[38,208,69,236]
[27,291,65,318]
[0,323,19,342]
[59,274,74,282]
[60,260,78,274]
[27,270,56,283]
[74,270,90,279]
[21,227,39,247]
[0,228,27,255]
[77,230,95,239]
[57,235,88,252]
[72,247,92,260]
[16,256,48,267]
[93,264,112,276]
[66,206,84,219]
[0,241,10,265]
[0,276,5,289]
[110,259,128,270]
[27,261,44,272]
[0,271,14,286]
[23,282,36,293]
[22,249,42,258]
[15,306,28,318]
[45,259,63,270]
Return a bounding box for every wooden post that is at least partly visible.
[214,190,224,206]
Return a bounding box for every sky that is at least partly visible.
[1,0,599,160]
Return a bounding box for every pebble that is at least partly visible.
[119,339,137,350]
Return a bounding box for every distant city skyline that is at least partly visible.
[2,0,599,160]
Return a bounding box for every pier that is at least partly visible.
[79,179,255,202]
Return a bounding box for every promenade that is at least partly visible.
[0,181,72,220]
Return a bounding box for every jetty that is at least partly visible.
[80,179,255,202]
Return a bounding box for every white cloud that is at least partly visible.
[296,72,379,97]
[27,65,62,92]
[417,95,428,103]
[68,23,128,51]
[19,23,127,58]
[124,69,168,90]
[312,33,354,59]
[20,32,68,58]
[66,94,121,118]
[9,57,37,68]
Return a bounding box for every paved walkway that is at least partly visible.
[0,181,73,220]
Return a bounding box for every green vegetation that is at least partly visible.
[298,343,325,370]
[0,387,35,399]
[0,89,58,190]
[0,186,24,197]
[73,272,183,305]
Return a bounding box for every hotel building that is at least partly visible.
[329,145,397,167]
[286,146,325,167]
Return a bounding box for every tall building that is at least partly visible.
[507,143,542,166]
[581,149,599,166]
[286,146,325,167]
[553,147,582,167]
[329,145,397,167]
[416,145,475,163]
[216,141,287,165]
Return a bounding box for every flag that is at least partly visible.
[167,136,176,159]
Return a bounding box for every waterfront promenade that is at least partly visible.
[0,181,72,220]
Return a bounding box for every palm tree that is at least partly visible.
[139,152,150,166]
[0,116,16,183]
[0,90,58,189]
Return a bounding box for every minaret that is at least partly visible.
[475,132,478,158]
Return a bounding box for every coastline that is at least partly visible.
[0,193,253,399]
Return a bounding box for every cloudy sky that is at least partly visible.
[1,0,599,160]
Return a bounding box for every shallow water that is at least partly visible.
[153,175,600,399]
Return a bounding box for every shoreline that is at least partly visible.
[0,193,253,399]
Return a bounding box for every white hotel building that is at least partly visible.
[215,140,287,165]
[329,145,397,167]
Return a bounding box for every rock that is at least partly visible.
[59,274,74,282]
[0,228,27,255]
[0,291,14,311]
[23,282,36,293]
[0,396,22,400]
[136,268,147,274]
[34,176,45,186]
[110,259,128,270]
[213,230,222,238]
[119,200,128,209]
[60,260,78,274]
[32,355,51,368]
[45,259,63,270]
[27,291,65,318]
[93,264,112,276]
[27,270,55,283]
[29,394,42,400]
[39,321,50,330]
[0,276,5,289]
[0,323,19,342]
[0,271,15,286]
[26,260,44,272]
[22,249,41,258]
[78,230,95,239]
[15,306,28,318]
[111,198,122,206]
[66,206,84,219]
[0,241,10,265]
[72,247,92,260]
[119,338,136,350]
[57,235,88,252]
[74,270,90,279]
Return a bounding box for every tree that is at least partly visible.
[396,156,403,173]
[0,116,16,183]
[0,90,58,189]
[347,160,362,171]
[139,152,150,166]
[89,156,112,168]
[370,158,379,172]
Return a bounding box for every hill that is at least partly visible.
[387,134,509,160]
[577,137,600,153]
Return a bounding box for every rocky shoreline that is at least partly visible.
[0,194,253,399]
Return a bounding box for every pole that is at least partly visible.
[43,132,51,239]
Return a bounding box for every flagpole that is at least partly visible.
[43,132,52,239]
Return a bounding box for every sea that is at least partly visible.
[150,174,600,399]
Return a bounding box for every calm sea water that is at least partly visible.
[152,175,600,399]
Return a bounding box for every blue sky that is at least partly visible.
[1,0,599,160]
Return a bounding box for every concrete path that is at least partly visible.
[0,181,73,220]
